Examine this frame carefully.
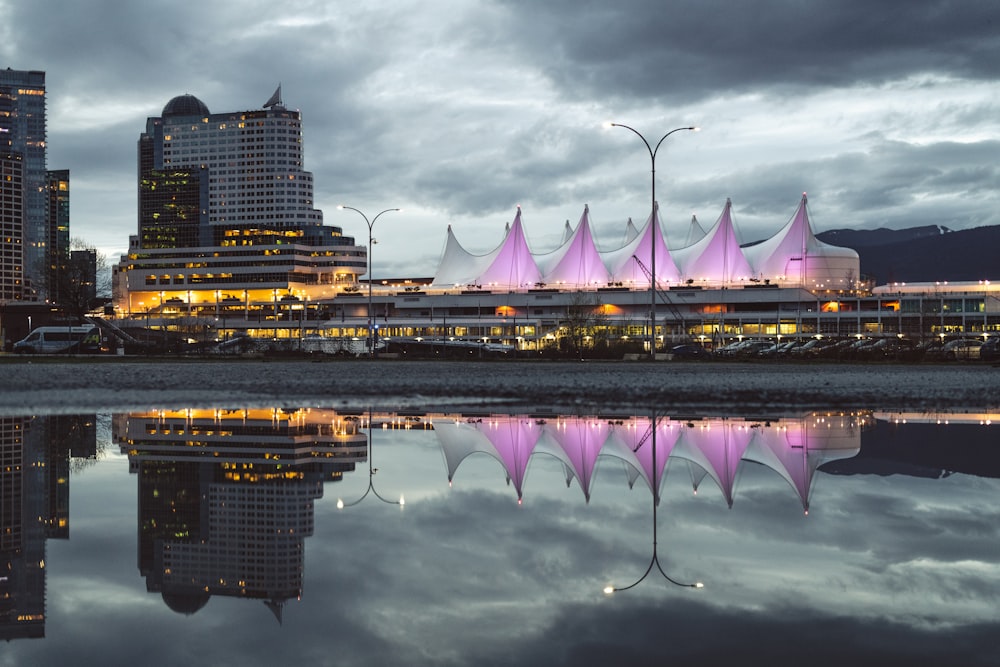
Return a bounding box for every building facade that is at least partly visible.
[0,150,24,301]
[115,91,367,317]
[45,169,69,305]
[0,70,47,301]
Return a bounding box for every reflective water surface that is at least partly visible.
[3,407,998,666]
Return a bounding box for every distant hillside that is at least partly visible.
[816,225,1000,284]
[817,225,948,248]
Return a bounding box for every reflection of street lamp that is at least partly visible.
[339,205,400,359]
[337,411,405,509]
[604,413,703,594]
[605,123,698,359]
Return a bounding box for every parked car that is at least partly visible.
[980,338,999,361]
[669,344,709,360]
[941,338,983,360]
[790,338,834,358]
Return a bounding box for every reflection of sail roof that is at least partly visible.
[543,417,610,502]
[672,419,753,508]
[744,193,859,284]
[674,198,753,282]
[604,204,681,286]
[538,205,611,287]
[435,421,508,483]
[744,418,860,512]
[435,417,541,500]
[602,418,681,503]
[435,413,861,506]
[475,208,542,289]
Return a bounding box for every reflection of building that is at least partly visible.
[0,415,94,640]
[435,412,867,510]
[116,408,366,622]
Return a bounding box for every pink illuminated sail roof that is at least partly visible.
[475,207,543,289]
[674,198,753,284]
[538,205,611,287]
[604,203,681,287]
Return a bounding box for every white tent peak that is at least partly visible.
[540,205,610,287]
[674,197,753,284]
[744,193,859,288]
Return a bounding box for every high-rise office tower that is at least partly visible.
[117,88,365,314]
[46,169,70,305]
[0,69,69,302]
[0,150,24,301]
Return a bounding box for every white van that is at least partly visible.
[13,326,102,354]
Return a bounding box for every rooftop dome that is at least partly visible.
[161,94,210,117]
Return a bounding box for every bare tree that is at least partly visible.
[563,292,604,355]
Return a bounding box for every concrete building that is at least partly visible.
[114,89,367,318]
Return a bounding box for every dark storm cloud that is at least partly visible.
[0,0,996,276]
[500,0,1000,103]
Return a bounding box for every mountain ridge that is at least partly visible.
[815,224,999,284]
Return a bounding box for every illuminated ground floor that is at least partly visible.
[99,282,1000,354]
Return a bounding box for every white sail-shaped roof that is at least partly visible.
[744,193,860,288]
[603,203,682,287]
[623,217,640,244]
[560,220,574,245]
[539,205,611,288]
[431,225,502,286]
[476,207,543,290]
[674,198,753,285]
[680,214,707,248]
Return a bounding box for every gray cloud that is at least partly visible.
[2,0,996,278]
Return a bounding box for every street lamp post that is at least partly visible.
[339,205,401,359]
[603,412,703,594]
[606,123,698,359]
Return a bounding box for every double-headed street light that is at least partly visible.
[605,123,699,359]
[338,205,401,358]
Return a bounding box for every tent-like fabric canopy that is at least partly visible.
[673,198,754,284]
[536,205,611,287]
[743,193,860,289]
[430,196,858,291]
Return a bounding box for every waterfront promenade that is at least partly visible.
[1,358,998,414]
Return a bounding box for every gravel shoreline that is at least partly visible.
[2,357,999,414]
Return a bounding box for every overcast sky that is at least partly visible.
[3,0,998,278]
